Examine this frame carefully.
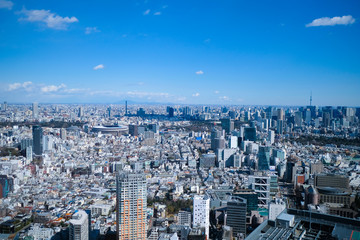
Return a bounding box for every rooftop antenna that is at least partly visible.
[310,91,312,107]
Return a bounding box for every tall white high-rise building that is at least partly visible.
[116,173,147,240]
[268,130,275,145]
[69,210,89,240]
[229,136,238,149]
[32,102,38,118]
[193,195,210,238]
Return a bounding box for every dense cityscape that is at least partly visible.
[1,0,360,239]
[0,101,359,240]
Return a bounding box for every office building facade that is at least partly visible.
[226,197,247,237]
[32,126,43,156]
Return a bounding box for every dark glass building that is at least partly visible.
[32,125,43,155]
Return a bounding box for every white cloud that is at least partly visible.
[306,15,355,27]
[192,93,200,97]
[143,9,150,15]
[8,81,33,91]
[0,0,13,10]
[214,90,219,94]
[93,64,104,70]
[63,88,88,94]
[127,91,169,98]
[8,83,21,91]
[219,96,230,101]
[41,84,66,93]
[23,81,32,88]
[177,97,186,101]
[196,70,204,75]
[85,27,100,34]
[154,12,161,15]
[19,8,78,30]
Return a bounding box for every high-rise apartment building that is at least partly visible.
[268,130,275,145]
[193,195,210,239]
[116,173,147,240]
[69,210,89,240]
[32,102,38,118]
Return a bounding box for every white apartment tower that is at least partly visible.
[69,210,89,240]
[193,195,210,238]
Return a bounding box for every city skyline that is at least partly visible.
[1,0,359,106]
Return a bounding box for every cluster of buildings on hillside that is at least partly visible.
[0,102,359,240]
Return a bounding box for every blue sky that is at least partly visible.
[0,0,359,106]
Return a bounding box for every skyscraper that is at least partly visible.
[277,120,284,134]
[244,127,257,141]
[211,128,225,150]
[125,101,128,116]
[193,195,210,239]
[294,111,302,127]
[2,101,7,111]
[268,130,275,145]
[116,173,147,240]
[168,107,174,117]
[226,196,247,237]
[32,102,38,118]
[277,108,284,121]
[107,106,111,118]
[78,106,84,118]
[258,146,271,171]
[220,118,234,134]
[32,126,43,155]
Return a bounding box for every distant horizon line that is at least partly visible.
[1,101,359,108]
